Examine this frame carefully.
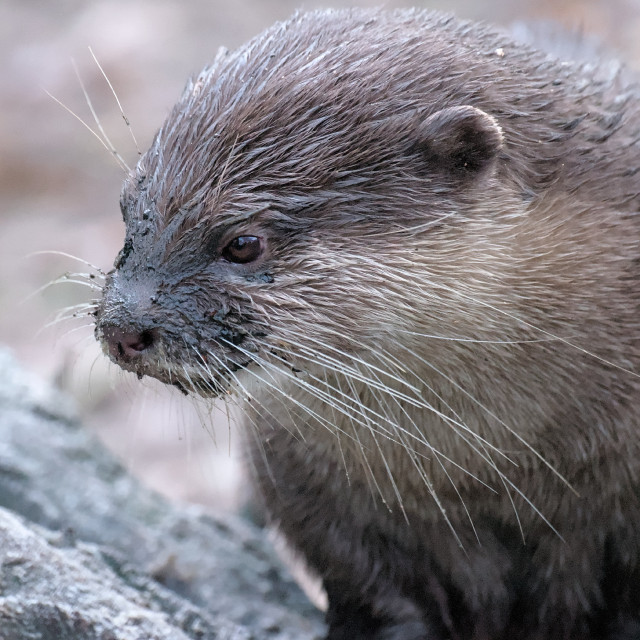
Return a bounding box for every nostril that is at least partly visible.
[123,329,154,354]
[102,326,155,362]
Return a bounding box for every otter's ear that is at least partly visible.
[412,105,503,178]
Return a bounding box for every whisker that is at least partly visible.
[341,373,408,519]
[44,87,127,173]
[395,328,567,346]
[260,321,566,535]
[27,250,106,276]
[71,58,130,172]
[277,325,422,395]
[42,305,97,331]
[332,373,387,507]
[198,346,306,443]
[322,367,351,484]
[268,340,513,467]
[239,340,498,529]
[395,342,577,496]
[359,257,639,379]
[23,276,101,307]
[219,338,372,448]
[89,46,141,157]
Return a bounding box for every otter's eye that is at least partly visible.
[222,236,263,264]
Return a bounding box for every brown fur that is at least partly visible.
[95,9,640,639]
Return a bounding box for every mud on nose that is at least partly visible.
[101,325,156,362]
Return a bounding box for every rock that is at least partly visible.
[0,348,324,640]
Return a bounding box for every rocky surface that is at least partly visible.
[0,348,324,639]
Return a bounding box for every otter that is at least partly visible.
[94,9,640,640]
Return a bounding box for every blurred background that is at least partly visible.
[2,0,639,514]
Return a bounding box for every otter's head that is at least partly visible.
[95,10,520,398]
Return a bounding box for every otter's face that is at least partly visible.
[94,13,508,398]
[95,206,271,396]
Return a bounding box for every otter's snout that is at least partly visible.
[101,325,157,364]
[95,270,164,373]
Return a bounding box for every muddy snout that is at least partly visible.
[95,273,163,372]
[96,308,161,374]
[100,324,157,364]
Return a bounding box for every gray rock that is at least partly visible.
[0,348,324,640]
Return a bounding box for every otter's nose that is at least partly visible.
[101,326,156,363]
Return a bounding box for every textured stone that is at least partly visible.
[0,348,323,640]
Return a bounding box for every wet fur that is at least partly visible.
[95,9,640,639]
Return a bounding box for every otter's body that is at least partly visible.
[95,10,640,639]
